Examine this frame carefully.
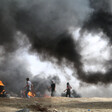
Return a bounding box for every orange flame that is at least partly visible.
[28,91,35,97]
[0,80,4,86]
[1,90,5,94]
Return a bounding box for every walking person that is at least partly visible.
[50,80,56,97]
[64,82,72,97]
[24,78,33,98]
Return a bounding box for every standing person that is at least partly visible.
[50,80,56,97]
[64,82,72,97]
[24,78,33,98]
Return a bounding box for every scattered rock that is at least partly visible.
[16,108,30,112]
[28,104,48,111]
[53,109,58,112]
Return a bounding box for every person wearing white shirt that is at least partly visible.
[24,78,33,98]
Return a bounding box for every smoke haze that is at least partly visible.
[0,0,112,96]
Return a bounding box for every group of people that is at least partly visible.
[24,78,72,98]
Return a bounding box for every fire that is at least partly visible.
[0,80,4,86]
[0,81,6,97]
[0,90,5,95]
[28,91,35,97]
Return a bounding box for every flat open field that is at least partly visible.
[0,97,112,112]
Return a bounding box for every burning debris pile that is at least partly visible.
[0,80,6,97]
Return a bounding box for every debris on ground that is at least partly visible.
[16,109,30,112]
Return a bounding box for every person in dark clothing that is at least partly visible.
[50,80,56,97]
[64,82,72,97]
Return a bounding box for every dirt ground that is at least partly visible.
[0,97,112,112]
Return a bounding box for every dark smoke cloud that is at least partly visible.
[32,75,60,95]
[82,10,112,42]
[83,0,112,42]
[0,0,91,53]
[1,0,112,91]
[76,0,112,84]
[0,53,31,95]
[0,0,89,86]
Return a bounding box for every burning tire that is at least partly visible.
[0,81,7,97]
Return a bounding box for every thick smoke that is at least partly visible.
[61,89,81,98]
[1,0,112,92]
[0,0,90,89]
[0,53,31,95]
[82,0,112,42]
[0,0,91,53]
[78,0,112,84]
[32,75,60,96]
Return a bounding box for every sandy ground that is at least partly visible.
[0,97,112,112]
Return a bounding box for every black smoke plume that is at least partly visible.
[0,0,89,93]
[0,54,31,95]
[1,0,112,94]
[32,75,60,96]
[78,0,112,84]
